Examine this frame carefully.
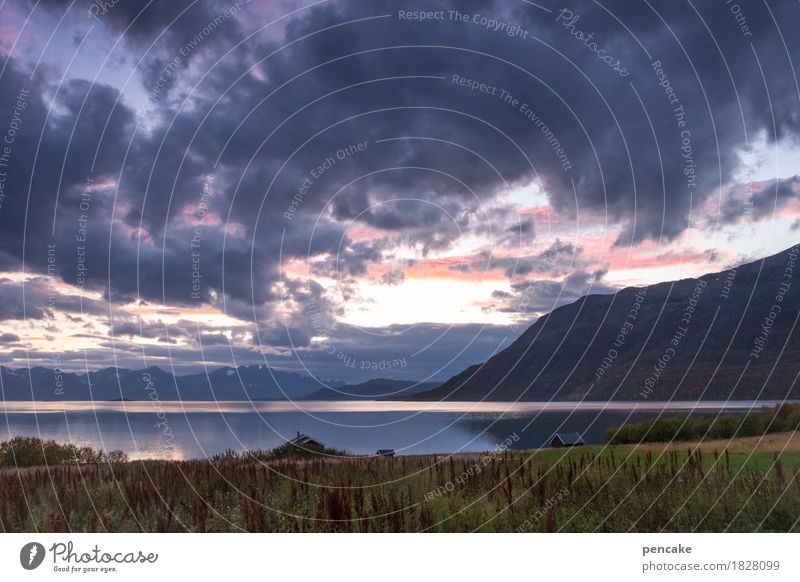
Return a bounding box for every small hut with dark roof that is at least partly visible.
[550,432,585,448]
[289,432,325,447]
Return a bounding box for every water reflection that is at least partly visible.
[0,400,783,459]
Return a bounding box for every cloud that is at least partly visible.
[0,278,49,320]
[0,332,21,344]
[8,1,800,293]
[750,176,800,220]
[2,0,799,379]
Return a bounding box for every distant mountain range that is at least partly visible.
[303,378,439,400]
[0,365,345,401]
[414,245,800,401]
[0,364,439,402]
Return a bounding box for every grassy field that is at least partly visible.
[2,433,799,533]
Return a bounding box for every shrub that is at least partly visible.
[0,436,127,468]
[106,450,129,463]
[268,441,348,459]
[785,407,800,432]
[605,404,800,445]
[736,412,764,437]
[707,415,739,439]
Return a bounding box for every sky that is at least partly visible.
[0,0,798,382]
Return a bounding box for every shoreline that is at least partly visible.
[1,399,794,414]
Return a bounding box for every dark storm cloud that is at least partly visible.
[308,240,382,278]
[243,0,800,245]
[0,279,48,320]
[0,57,136,280]
[107,319,179,339]
[459,238,584,280]
[750,176,799,220]
[0,276,109,322]
[510,218,535,236]
[249,278,340,350]
[485,239,614,317]
[719,175,799,224]
[336,198,452,231]
[198,333,230,345]
[25,0,247,67]
[492,273,616,318]
[107,317,250,348]
[16,0,800,252]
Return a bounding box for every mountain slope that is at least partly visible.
[415,245,800,401]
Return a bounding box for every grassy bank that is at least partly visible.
[2,435,798,533]
[605,403,800,445]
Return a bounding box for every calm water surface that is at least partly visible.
[0,400,783,459]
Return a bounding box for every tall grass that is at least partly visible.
[1,444,797,532]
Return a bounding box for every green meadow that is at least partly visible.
[2,435,798,533]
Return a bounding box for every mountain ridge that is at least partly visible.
[413,244,800,401]
[0,364,440,402]
[302,378,439,400]
[0,364,345,401]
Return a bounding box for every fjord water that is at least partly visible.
[0,401,781,460]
